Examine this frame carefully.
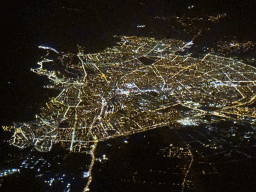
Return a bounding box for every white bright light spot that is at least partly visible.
[38,45,59,54]
[83,172,89,178]
[137,25,146,28]
[177,118,198,126]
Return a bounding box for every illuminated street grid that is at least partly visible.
[2,36,256,191]
[3,36,255,152]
